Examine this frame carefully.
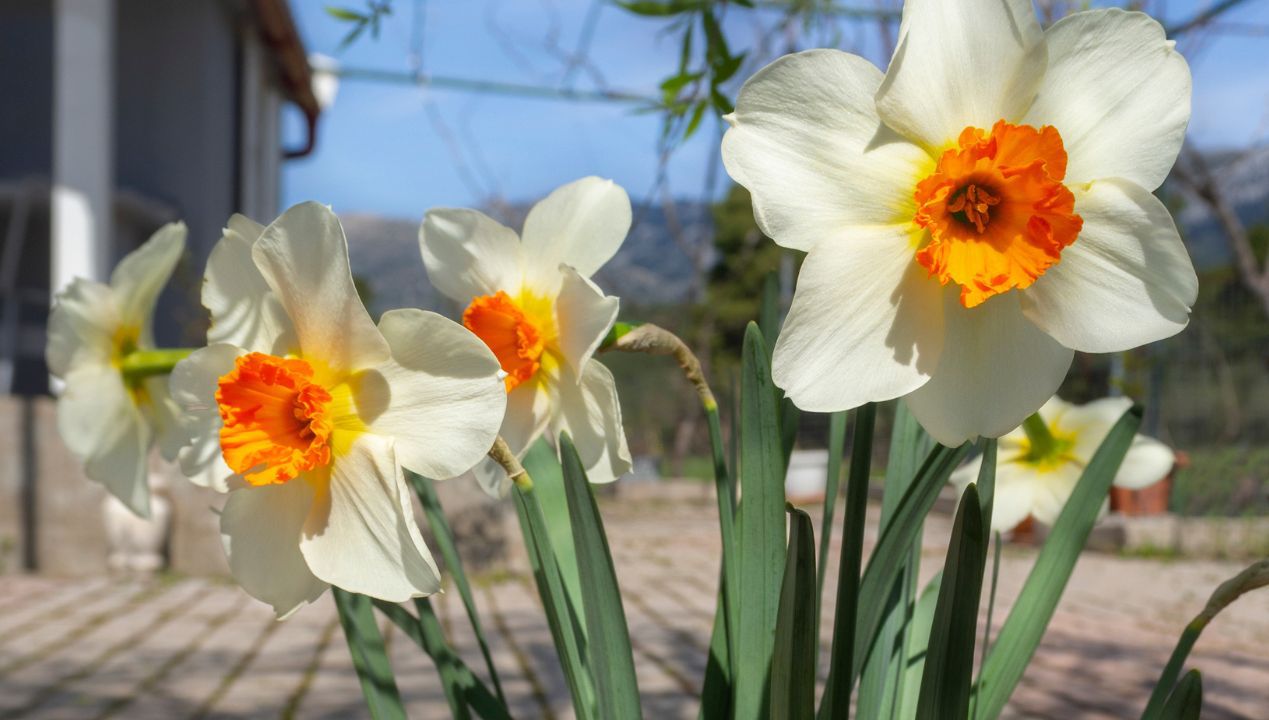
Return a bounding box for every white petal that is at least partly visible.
[520,177,631,291]
[1021,179,1197,353]
[1024,9,1191,190]
[722,49,930,251]
[109,221,185,342]
[251,202,390,373]
[221,481,329,618]
[772,225,944,412]
[419,208,525,303]
[552,360,631,484]
[906,293,1073,447]
[204,215,295,353]
[502,373,554,457]
[1057,396,1132,463]
[142,376,186,462]
[58,364,151,517]
[991,461,1042,533]
[363,309,506,479]
[877,0,1046,150]
[555,266,618,377]
[1028,461,1085,526]
[471,457,512,499]
[1114,435,1175,490]
[300,435,441,601]
[46,279,118,377]
[170,343,246,492]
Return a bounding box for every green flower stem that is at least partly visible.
[119,348,196,383]
[1020,412,1056,460]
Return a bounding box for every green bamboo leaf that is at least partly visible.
[1141,559,1269,719]
[558,434,642,718]
[897,572,944,719]
[974,406,1142,720]
[407,472,506,706]
[513,487,597,718]
[371,599,513,720]
[916,484,986,720]
[820,403,876,719]
[856,401,932,720]
[852,441,971,681]
[1157,670,1203,720]
[617,0,702,16]
[332,589,406,720]
[325,5,367,21]
[770,507,818,720]
[734,323,786,718]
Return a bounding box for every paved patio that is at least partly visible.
[1,489,1266,719]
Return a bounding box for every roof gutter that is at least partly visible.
[250,0,321,158]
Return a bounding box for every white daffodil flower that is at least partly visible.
[170,203,507,617]
[721,1,1198,446]
[419,176,633,497]
[46,223,188,518]
[952,396,1176,533]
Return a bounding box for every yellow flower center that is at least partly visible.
[463,290,555,392]
[216,352,335,486]
[913,121,1083,308]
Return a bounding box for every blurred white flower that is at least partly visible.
[46,223,187,518]
[952,396,1176,532]
[722,1,1197,445]
[420,176,633,497]
[170,203,506,617]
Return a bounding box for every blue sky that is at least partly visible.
[282,0,1269,220]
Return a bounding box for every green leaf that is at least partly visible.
[558,434,643,718]
[713,51,746,84]
[332,589,407,720]
[758,271,799,466]
[820,403,876,718]
[1141,559,1269,719]
[734,323,787,718]
[617,0,703,16]
[700,401,739,715]
[408,473,506,706]
[683,100,709,140]
[1157,670,1203,720]
[816,410,848,631]
[853,441,972,679]
[856,401,932,720]
[897,572,944,719]
[513,487,597,718]
[325,5,367,21]
[770,507,817,720]
[521,440,586,642]
[372,599,513,720]
[916,484,987,720]
[974,406,1142,720]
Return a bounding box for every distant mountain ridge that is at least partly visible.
[341,149,1269,318]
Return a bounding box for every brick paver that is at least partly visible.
[0,491,1266,719]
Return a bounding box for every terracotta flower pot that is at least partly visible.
[1109,451,1187,516]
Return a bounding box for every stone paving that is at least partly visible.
[1,488,1267,719]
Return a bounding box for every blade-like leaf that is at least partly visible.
[332,589,406,720]
[1157,670,1203,720]
[816,410,849,635]
[916,484,986,720]
[770,507,817,720]
[1141,559,1269,719]
[974,406,1142,720]
[523,440,586,641]
[853,441,971,679]
[700,587,733,719]
[408,472,506,706]
[700,401,738,718]
[734,323,786,718]
[897,572,944,719]
[857,401,932,720]
[821,403,876,719]
[513,486,596,718]
[559,434,642,718]
[758,270,799,466]
[371,599,513,720]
